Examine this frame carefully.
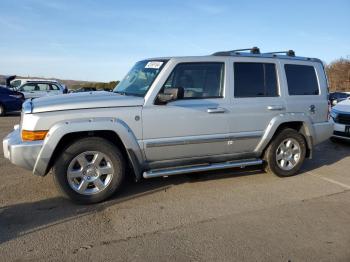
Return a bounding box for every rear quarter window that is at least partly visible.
[285,64,319,95]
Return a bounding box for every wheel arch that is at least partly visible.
[256,114,315,159]
[33,118,144,180]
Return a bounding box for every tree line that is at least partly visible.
[326,57,350,92]
[70,81,120,91]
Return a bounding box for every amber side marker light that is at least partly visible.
[21,130,48,141]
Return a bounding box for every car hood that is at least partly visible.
[333,99,350,113]
[31,91,144,113]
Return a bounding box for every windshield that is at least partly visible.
[113,60,166,97]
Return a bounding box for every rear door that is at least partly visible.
[35,83,51,98]
[281,61,328,123]
[226,58,286,154]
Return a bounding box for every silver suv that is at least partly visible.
[3,47,333,204]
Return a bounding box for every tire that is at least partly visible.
[0,104,5,116]
[263,128,306,177]
[53,137,125,204]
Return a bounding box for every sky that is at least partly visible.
[0,0,349,82]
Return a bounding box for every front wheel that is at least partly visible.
[263,128,306,177]
[53,137,125,204]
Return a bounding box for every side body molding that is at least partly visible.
[254,113,315,157]
[33,117,144,179]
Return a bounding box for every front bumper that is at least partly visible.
[3,127,43,172]
[332,122,350,140]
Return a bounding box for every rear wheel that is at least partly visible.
[53,137,125,204]
[264,128,306,177]
[0,104,5,116]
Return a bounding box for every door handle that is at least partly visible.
[267,105,285,111]
[207,107,226,114]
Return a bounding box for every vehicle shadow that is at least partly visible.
[301,139,350,172]
[0,167,261,245]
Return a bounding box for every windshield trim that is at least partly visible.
[113,59,169,97]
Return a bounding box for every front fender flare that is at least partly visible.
[33,117,144,178]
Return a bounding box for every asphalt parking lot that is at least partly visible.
[0,113,350,262]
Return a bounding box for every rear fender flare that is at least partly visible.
[255,113,314,156]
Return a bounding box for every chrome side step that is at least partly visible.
[143,159,263,179]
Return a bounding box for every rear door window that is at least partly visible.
[37,83,50,91]
[50,84,60,90]
[285,64,319,95]
[234,62,278,97]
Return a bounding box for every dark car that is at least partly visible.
[329,92,350,106]
[0,85,25,116]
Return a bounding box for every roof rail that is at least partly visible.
[264,50,295,57]
[212,46,260,56]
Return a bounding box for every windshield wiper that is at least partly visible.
[114,91,128,95]
[114,91,143,97]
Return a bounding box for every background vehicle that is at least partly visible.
[17,80,67,99]
[330,98,350,141]
[329,91,350,106]
[10,78,60,88]
[0,85,24,116]
[3,47,333,204]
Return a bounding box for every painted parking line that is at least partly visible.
[307,171,350,190]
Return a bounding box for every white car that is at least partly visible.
[10,78,59,88]
[330,98,350,140]
[16,80,67,99]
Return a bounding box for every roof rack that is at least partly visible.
[212,47,260,56]
[264,50,295,57]
[210,48,321,63]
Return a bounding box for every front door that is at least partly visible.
[142,62,231,162]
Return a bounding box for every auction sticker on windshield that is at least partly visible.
[145,61,163,69]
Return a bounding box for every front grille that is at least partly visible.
[337,113,350,125]
[334,131,350,138]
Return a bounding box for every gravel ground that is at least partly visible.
[0,113,350,261]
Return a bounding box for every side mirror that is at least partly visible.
[156,87,184,105]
